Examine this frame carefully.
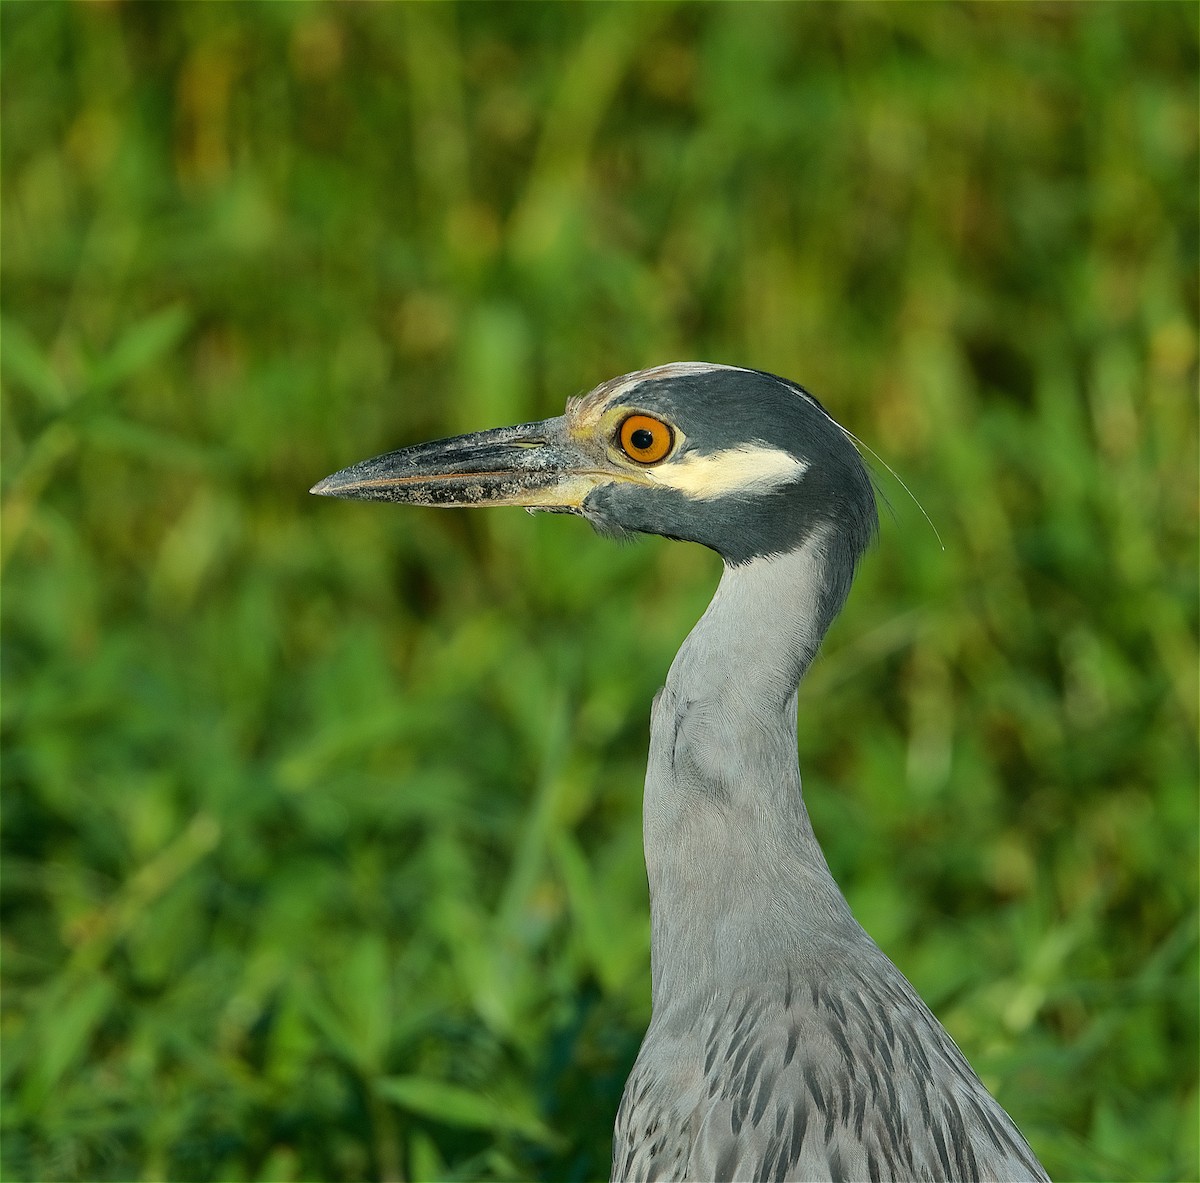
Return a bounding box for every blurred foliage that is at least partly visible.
[1,3,1197,1181]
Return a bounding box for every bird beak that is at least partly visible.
[310,415,604,512]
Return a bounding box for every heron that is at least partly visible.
[312,362,1049,1183]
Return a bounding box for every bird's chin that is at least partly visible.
[579,505,636,542]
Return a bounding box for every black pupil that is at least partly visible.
[630,428,655,451]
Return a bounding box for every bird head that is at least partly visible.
[312,363,877,568]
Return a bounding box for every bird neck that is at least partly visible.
[643,529,862,1013]
[668,529,842,709]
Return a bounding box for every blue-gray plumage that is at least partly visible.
[312,363,1048,1183]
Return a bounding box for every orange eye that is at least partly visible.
[617,414,674,465]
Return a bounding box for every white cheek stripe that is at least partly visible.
[651,445,809,500]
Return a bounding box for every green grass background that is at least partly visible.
[2,3,1197,1180]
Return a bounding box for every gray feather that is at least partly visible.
[611,535,1048,1183]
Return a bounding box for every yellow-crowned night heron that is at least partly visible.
[313,363,1048,1183]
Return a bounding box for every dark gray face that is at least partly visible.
[578,366,878,567]
[311,363,878,570]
